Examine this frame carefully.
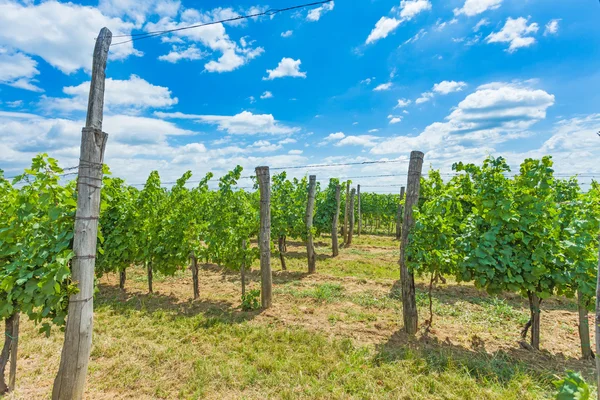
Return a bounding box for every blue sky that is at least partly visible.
[1,0,599,191]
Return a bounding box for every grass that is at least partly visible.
[6,234,596,399]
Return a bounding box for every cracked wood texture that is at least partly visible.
[256,166,272,309]
[52,27,111,400]
[399,151,424,335]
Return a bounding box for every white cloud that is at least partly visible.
[0,49,43,92]
[306,1,334,22]
[361,77,375,85]
[473,18,489,32]
[146,7,264,73]
[372,81,555,157]
[260,91,273,99]
[389,117,402,124]
[365,0,431,45]
[324,132,346,141]
[433,80,467,94]
[544,19,560,36]
[336,135,379,147]
[416,92,434,104]
[288,149,303,155]
[454,0,502,17]
[487,17,539,53]
[263,58,307,80]
[279,138,297,145]
[281,30,293,38]
[158,45,207,63]
[155,110,299,135]
[395,99,412,108]
[0,1,140,75]
[435,18,458,31]
[403,29,427,45]
[373,82,392,92]
[368,129,379,133]
[40,75,178,114]
[399,0,432,19]
[6,100,23,108]
[248,96,256,104]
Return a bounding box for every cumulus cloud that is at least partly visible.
[416,92,434,104]
[373,82,392,91]
[454,0,502,17]
[281,30,293,38]
[544,19,560,36]
[306,1,334,22]
[366,0,432,44]
[263,58,307,80]
[324,132,345,141]
[395,99,412,108]
[155,110,300,135]
[260,91,273,99]
[98,0,181,25]
[432,80,467,94]
[0,1,140,75]
[336,135,380,147]
[371,81,555,157]
[487,17,539,53]
[288,149,303,155]
[473,18,489,32]
[403,29,427,45]
[40,75,178,114]
[158,45,207,63]
[389,117,402,124]
[0,49,42,92]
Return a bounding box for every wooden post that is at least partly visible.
[357,185,361,236]
[241,239,247,297]
[147,261,153,294]
[396,186,405,240]
[347,188,356,246]
[342,182,350,243]
[52,27,111,400]
[399,151,424,335]
[119,270,126,290]
[8,313,18,392]
[577,290,592,359]
[190,252,199,300]
[306,175,317,273]
[256,166,272,309]
[332,185,341,257]
[595,235,600,399]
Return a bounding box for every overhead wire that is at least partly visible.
[110,0,333,46]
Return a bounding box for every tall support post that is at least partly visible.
[332,185,341,257]
[256,166,272,309]
[399,151,424,335]
[347,188,356,246]
[595,235,600,399]
[306,175,317,273]
[342,182,350,244]
[53,27,112,400]
[357,185,361,236]
[395,186,406,240]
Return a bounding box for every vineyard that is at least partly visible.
[0,152,599,399]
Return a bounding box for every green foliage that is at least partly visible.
[314,178,340,235]
[553,371,590,400]
[0,155,77,334]
[271,172,308,242]
[241,289,261,311]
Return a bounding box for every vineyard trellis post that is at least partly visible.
[190,252,199,300]
[400,151,424,335]
[342,182,350,243]
[332,185,341,257]
[52,27,112,400]
[395,186,405,240]
[306,175,317,273]
[357,184,361,236]
[595,235,600,398]
[256,166,272,308]
[347,188,356,246]
[8,314,18,392]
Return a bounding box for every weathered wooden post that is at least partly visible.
[256,166,272,308]
[119,270,126,290]
[241,239,247,297]
[357,185,361,236]
[400,151,424,335]
[577,290,592,359]
[347,188,356,246]
[342,182,350,243]
[8,314,18,392]
[306,175,317,273]
[190,252,199,300]
[595,235,600,398]
[332,185,341,257]
[53,27,112,400]
[395,186,405,240]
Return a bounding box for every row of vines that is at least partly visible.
[407,156,600,358]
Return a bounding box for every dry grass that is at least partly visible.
[4,234,596,399]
